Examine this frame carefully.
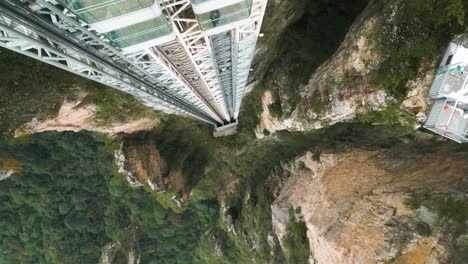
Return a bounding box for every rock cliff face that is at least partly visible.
[99,227,140,264]
[121,137,190,199]
[290,4,386,129]
[248,0,304,91]
[271,141,467,263]
[256,0,434,135]
[400,63,435,123]
[15,98,159,137]
[255,90,291,138]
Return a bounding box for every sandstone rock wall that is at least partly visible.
[121,138,190,201]
[256,0,436,135]
[272,142,467,263]
[15,98,158,137]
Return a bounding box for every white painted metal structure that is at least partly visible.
[424,41,468,143]
[0,0,268,128]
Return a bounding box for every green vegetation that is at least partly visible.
[238,83,267,134]
[0,49,76,138]
[373,0,468,98]
[0,116,459,264]
[356,101,417,132]
[414,222,432,236]
[405,194,468,262]
[196,121,417,263]
[83,86,161,124]
[265,0,369,114]
[0,49,160,138]
[0,132,219,264]
[282,208,311,264]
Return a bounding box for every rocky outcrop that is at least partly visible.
[248,0,304,91]
[122,138,189,200]
[271,142,467,263]
[15,98,159,137]
[401,63,436,123]
[0,159,22,181]
[123,140,168,190]
[100,226,140,264]
[255,90,293,137]
[100,242,121,264]
[256,0,437,134]
[0,168,13,181]
[290,6,388,129]
[255,1,392,134]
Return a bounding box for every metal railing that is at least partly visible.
[424,99,468,143]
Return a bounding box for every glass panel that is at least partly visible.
[438,64,468,95]
[191,0,210,4]
[196,0,251,30]
[443,70,467,94]
[103,16,172,48]
[57,0,154,23]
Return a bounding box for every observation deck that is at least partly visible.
[424,41,468,143]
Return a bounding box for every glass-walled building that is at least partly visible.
[57,0,176,52]
[56,0,157,24]
[0,0,269,128]
[191,0,252,35]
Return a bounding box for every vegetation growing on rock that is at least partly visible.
[0,0,467,263]
[0,50,160,139]
[0,132,219,263]
[373,0,468,98]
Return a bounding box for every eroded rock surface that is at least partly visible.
[256,1,437,134]
[16,99,159,137]
[272,143,467,263]
[122,138,189,199]
[256,90,293,137]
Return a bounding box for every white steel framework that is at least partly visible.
[424,41,468,143]
[156,39,228,120]
[36,0,222,123]
[0,1,216,124]
[0,0,269,128]
[230,0,268,118]
[161,0,231,120]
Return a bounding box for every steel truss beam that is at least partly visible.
[0,3,216,124]
[211,32,235,116]
[0,0,269,125]
[161,0,230,120]
[22,0,223,123]
[231,0,268,118]
[192,0,268,119]
[156,40,228,120]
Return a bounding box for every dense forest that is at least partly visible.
[0,132,220,263]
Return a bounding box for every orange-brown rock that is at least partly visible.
[122,139,189,195]
[272,142,467,263]
[15,99,159,137]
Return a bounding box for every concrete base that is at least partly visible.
[213,121,238,137]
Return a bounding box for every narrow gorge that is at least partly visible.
[0,0,467,263]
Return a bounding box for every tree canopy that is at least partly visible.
[0,132,219,263]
